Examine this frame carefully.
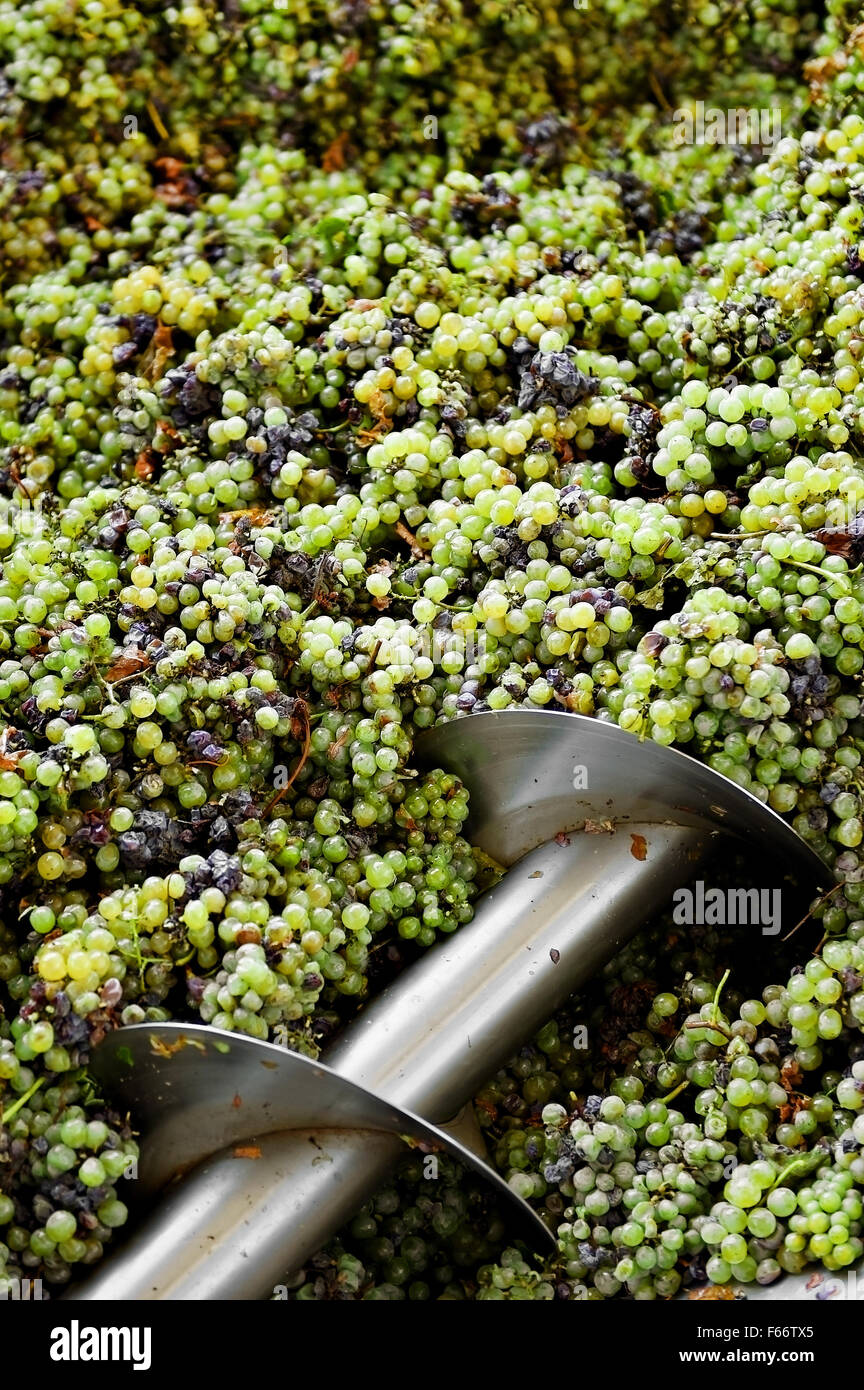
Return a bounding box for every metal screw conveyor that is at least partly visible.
[68,711,835,1302]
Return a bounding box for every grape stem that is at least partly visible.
[708,531,774,541]
[2,1075,45,1124]
[261,699,312,817]
[782,558,852,593]
[711,968,730,1025]
[780,881,844,943]
[708,537,853,590]
[660,1078,690,1104]
[769,1152,819,1191]
[684,1019,733,1039]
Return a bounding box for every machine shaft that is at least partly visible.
[72,822,708,1300]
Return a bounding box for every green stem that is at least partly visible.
[711,968,730,1026]
[660,1079,690,1104]
[708,530,774,541]
[783,558,851,594]
[2,1076,45,1124]
[684,1018,733,1040]
[769,1153,815,1191]
[707,541,853,591]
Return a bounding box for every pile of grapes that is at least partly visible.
[4,0,864,1299]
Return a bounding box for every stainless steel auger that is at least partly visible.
[69,711,826,1301]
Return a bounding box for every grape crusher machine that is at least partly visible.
[69,712,833,1302]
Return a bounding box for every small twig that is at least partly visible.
[649,70,672,112]
[261,701,311,818]
[708,530,773,541]
[781,881,843,943]
[684,1019,733,1040]
[13,474,35,503]
[146,98,170,141]
[395,521,427,559]
[660,1079,690,1105]
[711,968,730,1026]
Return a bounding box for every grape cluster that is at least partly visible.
[282,1153,515,1302]
[0,1076,138,1296]
[460,907,864,1300]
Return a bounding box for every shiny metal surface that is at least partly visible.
[415,711,828,881]
[728,1268,864,1302]
[74,1129,404,1301]
[439,1104,490,1161]
[83,1021,550,1232]
[76,823,702,1299]
[82,1023,528,1202]
[72,711,827,1300]
[325,823,708,1120]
